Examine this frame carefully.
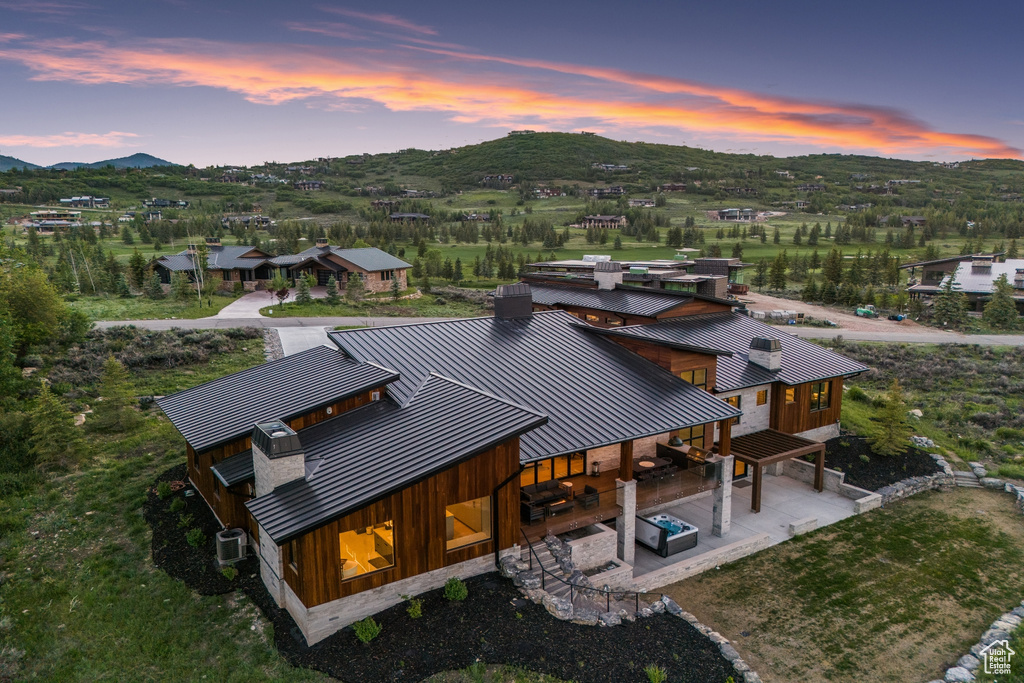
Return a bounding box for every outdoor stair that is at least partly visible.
[953,470,983,488]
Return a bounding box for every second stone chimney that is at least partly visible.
[316,237,329,248]
[251,420,305,497]
[593,260,623,290]
[748,336,782,372]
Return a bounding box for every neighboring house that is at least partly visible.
[272,239,411,292]
[145,198,190,209]
[59,196,110,208]
[659,183,687,192]
[293,180,324,191]
[523,256,745,299]
[629,198,656,208]
[29,209,81,226]
[935,256,1024,313]
[901,253,1005,301]
[152,238,276,290]
[159,284,867,646]
[881,215,926,227]
[389,212,431,223]
[582,215,627,229]
[588,186,625,198]
[714,208,756,222]
[796,184,826,192]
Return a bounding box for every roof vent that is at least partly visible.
[594,260,623,290]
[748,336,782,371]
[186,243,197,256]
[316,237,329,248]
[494,283,533,320]
[252,421,303,458]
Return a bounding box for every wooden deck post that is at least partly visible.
[717,419,731,458]
[752,462,763,513]
[814,445,825,492]
[618,440,634,482]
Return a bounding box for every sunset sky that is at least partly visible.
[2,0,1022,167]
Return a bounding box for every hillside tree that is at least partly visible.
[983,273,1021,330]
[868,379,912,457]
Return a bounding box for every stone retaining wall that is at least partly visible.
[565,524,617,572]
[876,453,955,505]
[632,533,773,592]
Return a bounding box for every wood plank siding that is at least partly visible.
[769,378,843,434]
[531,298,730,328]
[607,337,718,390]
[282,439,521,608]
[188,386,388,540]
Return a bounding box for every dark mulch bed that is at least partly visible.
[823,433,942,491]
[145,464,737,683]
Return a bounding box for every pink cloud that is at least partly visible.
[0,131,141,148]
[317,7,437,35]
[286,21,368,41]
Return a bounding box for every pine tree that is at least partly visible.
[731,242,743,258]
[390,276,401,300]
[30,382,85,470]
[613,235,623,250]
[773,226,781,244]
[346,273,365,302]
[420,274,431,293]
[753,258,769,292]
[116,274,131,298]
[145,273,165,299]
[325,276,340,305]
[128,249,147,290]
[932,276,967,327]
[171,272,192,301]
[769,252,788,291]
[1007,239,1019,259]
[822,249,843,288]
[121,226,134,245]
[868,379,911,457]
[296,276,312,304]
[452,258,463,284]
[91,356,140,433]
[983,274,1021,330]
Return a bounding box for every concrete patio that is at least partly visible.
[632,473,862,580]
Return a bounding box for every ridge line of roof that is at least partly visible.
[419,371,549,419]
[571,321,734,356]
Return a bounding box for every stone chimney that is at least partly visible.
[251,421,305,497]
[493,283,533,320]
[205,236,222,248]
[748,336,782,372]
[316,237,329,248]
[1014,268,1024,289]
[971,255,993,270]
[593,261,623,290]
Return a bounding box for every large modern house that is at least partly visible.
[904,253,1023,313]
[158,283,867,645]
[152,238,411,293]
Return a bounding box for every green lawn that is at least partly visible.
[67,293,239,321]
[260,294,488,319]
[0,343,323,682]
[663,489,1024,682]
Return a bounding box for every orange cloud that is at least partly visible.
[317,7,437,35]
[0,130,140,148]
[0,36,1016,159]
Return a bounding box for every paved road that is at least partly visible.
[779,326,1024,346]
[94,316,459,330]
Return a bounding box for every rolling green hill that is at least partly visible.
[0,154,40,171]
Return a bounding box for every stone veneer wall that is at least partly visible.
[565,524,618,571]
[287,548,517,646]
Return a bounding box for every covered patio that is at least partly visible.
[730,429,825,513]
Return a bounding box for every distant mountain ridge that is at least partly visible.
[0,152,175,172]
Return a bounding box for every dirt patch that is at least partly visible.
[738,291,925,333]
[145,464,738,683]
[661,489,1024,683]
[824,433,942,491]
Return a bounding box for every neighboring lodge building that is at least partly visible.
[152,238,411,293]
[523,254,750,298]
[159,283,867,645]
[903,253,1024,313]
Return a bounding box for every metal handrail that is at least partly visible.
[518,527,663,614]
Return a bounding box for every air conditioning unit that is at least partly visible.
[216,528,247,565]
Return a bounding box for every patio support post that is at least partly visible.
[752,463,763,513]
[618,440,633,482]
[814,446,825,492]
[615,478,636,565]
[712,455,733,537]
[717,419,731,459]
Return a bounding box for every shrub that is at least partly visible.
[186,528,206,548]
[644,664,668,683]
[846,386,869,403]
[177,513,194,528]
[443,577,468,602]
[405,596,423,619]
[353,617,381,643]
[156,481,172,499]
[859,454,870,463]
[221,566,237,581]
[169,497,185,513]
[997,463,1024,481]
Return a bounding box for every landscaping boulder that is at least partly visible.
[570,606,600,626]
[957,654,980,671]
[944,666,975,682]
[980,477,1004,489]
[662,596,684,616]
[598,611,621,627]
[542,594,573,620]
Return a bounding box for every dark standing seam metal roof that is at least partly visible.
[607,313,869,391]
[157,345,399,452]
[156,246,273,272]
[246,373,548,544]
[211,450,254,487]
[528,282,695,317]
[328,310,741,464]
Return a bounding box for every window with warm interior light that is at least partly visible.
[725,395,741,425]
[445,496,492,550]
[679,368,708,390]
[810,381,830,411]
[676,424,705,449]
[756,389,768,406]
[339,521,394,579]
[585,314,600,323]
[785,387,796,404]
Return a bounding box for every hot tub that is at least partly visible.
[635,513,698,557]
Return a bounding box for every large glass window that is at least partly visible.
[679,368,708,390]
[339,521,394,579]
[725,395,741,425]
[520,453,585,487]
[676,424,704,449]
[785,387,796,404]
[810,382,831,411]
[756,389,768,406]
[446,496,492,550]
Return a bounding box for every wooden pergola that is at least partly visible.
[729,429,825,513]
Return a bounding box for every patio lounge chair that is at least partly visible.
[578,485,600,509]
